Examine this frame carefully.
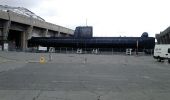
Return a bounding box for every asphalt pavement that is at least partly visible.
[0,51,170,100]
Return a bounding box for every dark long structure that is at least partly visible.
[28,26,155,52]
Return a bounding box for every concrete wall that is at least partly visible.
[32,28,44,37]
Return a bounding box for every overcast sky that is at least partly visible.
[1,0,170,37]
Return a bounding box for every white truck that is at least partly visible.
[153,44,170,63]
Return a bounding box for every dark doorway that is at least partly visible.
[8,30,22,51]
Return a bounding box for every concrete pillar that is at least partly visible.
[161,37,165,44]
[166,37,168,44]
[165,36,168,44]
[155,34,161,44]
[54,32,58,37]
[0,29,2,41]
[27,26,33,39]
[2,21,11,50]
[0,30,3,50]
[21,31,26,51]
[2,21,11,41]
[166,35,168,44]
[43,29,48,37]
[157,39,160,44]
[160,37,163,44]
[163,37,165,44]
[159,39,161,44]
[168,33,170,44]
[163,36,166,44]
[23,26,33,51]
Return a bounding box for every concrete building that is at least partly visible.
[0,10,74,51]
[156,27,170,44]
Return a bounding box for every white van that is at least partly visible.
[153,44,170,63]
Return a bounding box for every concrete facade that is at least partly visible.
[0,10,74,51]
[156,26,170,44]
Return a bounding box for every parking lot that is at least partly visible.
[0,51,170,100]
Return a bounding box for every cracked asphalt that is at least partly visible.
[0,51,170,100]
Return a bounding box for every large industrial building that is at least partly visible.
[0,5,74,51]
[156,27,170,44]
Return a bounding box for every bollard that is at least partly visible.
[40,56,46,64]
[49,47,54,61]
[49,53,52,61]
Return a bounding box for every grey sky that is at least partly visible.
[0,0,42,8]
[1,0,170,37]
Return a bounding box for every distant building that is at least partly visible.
[156,26,170,44]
